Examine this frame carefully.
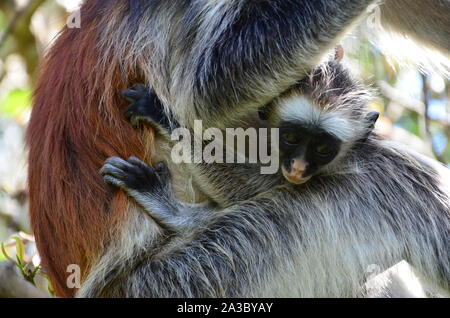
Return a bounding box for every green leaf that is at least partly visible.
[0,89,31,117]
[0,241,6,261]
[40,272,55,296]
[12,236,25,265]
[1,242,13,262]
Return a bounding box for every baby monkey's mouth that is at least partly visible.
[281,165,312,185]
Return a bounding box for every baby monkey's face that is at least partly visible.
[278,122,342,184]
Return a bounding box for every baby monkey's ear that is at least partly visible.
[366,111,380,130]
[334,44,344,62]
[358,111,380,142]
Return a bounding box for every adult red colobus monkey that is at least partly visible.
[28,0,450,297]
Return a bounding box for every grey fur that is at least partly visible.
[77,0,450,297]
[96,0,450,130]
[100,0,377,128]
[380,0,450,57]
[78,62,450,298]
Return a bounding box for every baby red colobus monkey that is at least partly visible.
[121,58,379,186]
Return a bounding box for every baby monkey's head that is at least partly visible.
[261,61,378,184]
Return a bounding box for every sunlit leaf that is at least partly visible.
[40,272,55,296]
[0,89,31,117]
[1,242,13,262]
[12,236,25,265]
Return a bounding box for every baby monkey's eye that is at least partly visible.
[282,132,301,145]
[315,144,332,155]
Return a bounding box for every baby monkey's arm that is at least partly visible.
[101,157,215,235]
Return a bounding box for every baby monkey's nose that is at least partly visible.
[291,159,308,175]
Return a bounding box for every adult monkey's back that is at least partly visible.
[28,0,450,297]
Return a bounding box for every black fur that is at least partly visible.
[122,84,177,134]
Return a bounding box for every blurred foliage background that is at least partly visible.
[0,0,449,296]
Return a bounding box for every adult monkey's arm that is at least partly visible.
[157,0,450,128]
[161,0,377,128]
[380,0,450,55]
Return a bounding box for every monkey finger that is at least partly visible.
[123,107,150,127]
[99,164,127,179]
[123,111,141,127]
[123,106,136,120]
[104,156,128,166]
[122,90,144,103]
[104,157,136,172]
[154,162,171,179]
[127,156,151,171]
[101,159,140,176]
[130,83,148,92]
[103,175,127,190]
[127,157,165,183]
[122,89,148,102]
[154,162,166,171]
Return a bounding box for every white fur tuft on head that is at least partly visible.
[278,96,364,142]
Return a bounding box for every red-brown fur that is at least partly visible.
[27,2,151,297]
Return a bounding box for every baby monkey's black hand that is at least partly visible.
[100,157,170,196]
[122,84,173,134]
[101,157,195,234]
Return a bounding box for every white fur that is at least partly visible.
[278,96,361,141]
